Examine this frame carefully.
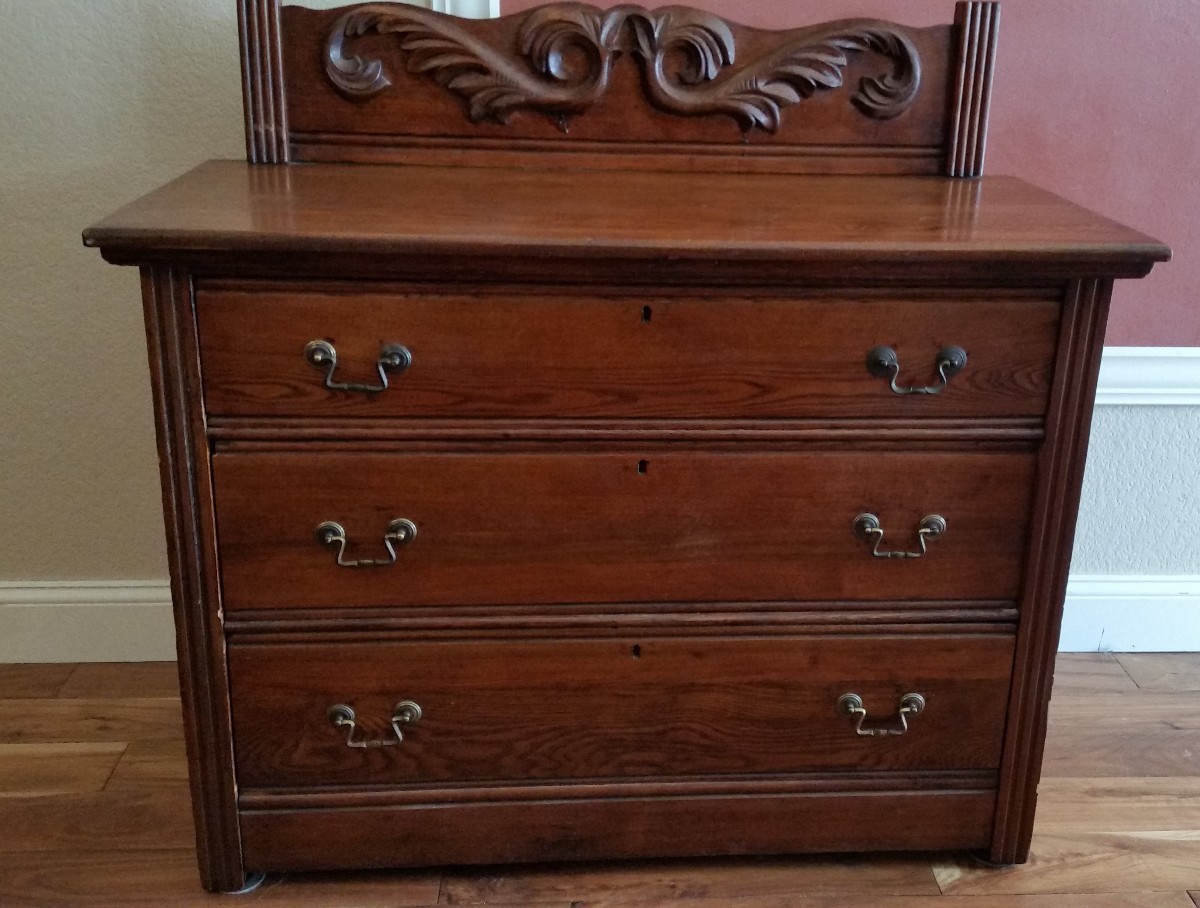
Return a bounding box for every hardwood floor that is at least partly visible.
[0,655,1196,906]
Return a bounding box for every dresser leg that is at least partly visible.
[971,848,1021,869]
[222,871,267,895]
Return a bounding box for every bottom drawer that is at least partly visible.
[240,785,997,871]
[228,634,1014,789]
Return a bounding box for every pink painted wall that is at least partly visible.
[503,0,1196,346]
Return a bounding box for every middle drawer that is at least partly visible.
[213,451,1036,611]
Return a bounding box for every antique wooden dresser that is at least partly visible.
[84,0,1169,892]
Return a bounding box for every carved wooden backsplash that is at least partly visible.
[325,4,922,134]
[241,0,998,175]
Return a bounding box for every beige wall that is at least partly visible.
[0,1,494,583]
[0,1,246,580]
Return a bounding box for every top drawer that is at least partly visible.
[196,286,1060,420]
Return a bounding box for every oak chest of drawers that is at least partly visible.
[84,0,1169,892]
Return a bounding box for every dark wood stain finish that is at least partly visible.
[240,789,998,872]
[283,1,952,173]
[212,450,1038,609]
[991,278,1117,864]
[197,288,1060,419]
[228,634,1014,788]
[82,0,1169,893]
[238,0,289,163]
[137,268,244,891]
[85,165,1165,277]
[947,1,999,177]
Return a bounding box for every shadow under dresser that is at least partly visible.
[83,0,1169,892]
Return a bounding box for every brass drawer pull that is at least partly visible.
[327,701,422,748]
[866,345,967,395]
[853,513,946,559]
[315,518,417,568]
[304,339,412,393]
[837,692,926,737]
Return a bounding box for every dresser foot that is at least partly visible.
[224,872,267,895]
[970,849,1018,869]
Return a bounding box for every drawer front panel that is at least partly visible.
[197,288,1059,419]
[213,451,1037,610]
[229,634,1014,788]
[240,789,996,870]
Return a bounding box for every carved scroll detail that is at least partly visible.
[326,2,921,133]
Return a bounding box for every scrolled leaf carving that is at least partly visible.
[327,4,612,124]
[325,2,922,134]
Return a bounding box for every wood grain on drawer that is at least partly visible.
[240,787,997,870]
[196,288,1059,419]
[228,634,1014,789]
[213,450,1037,610]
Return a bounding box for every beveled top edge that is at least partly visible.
[83,160,1170,273]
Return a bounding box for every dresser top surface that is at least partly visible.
[84,160,1168,274]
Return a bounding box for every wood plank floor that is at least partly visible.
[0,655,1196,905]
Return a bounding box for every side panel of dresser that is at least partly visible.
[139,267,245,891]
[992,277,1114,864]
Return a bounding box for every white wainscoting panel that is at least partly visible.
[0,582,174,663]
[1096,347,1200,406]
[1059,575,1200,652]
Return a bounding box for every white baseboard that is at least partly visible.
[3,576,1199,661]
[0,582,175,663]
[1096,347,1200,406]
[1059,575,1200,652]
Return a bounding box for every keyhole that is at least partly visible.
[641,306,652,324]
[631,644,642,658]
[637,460,649,475]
